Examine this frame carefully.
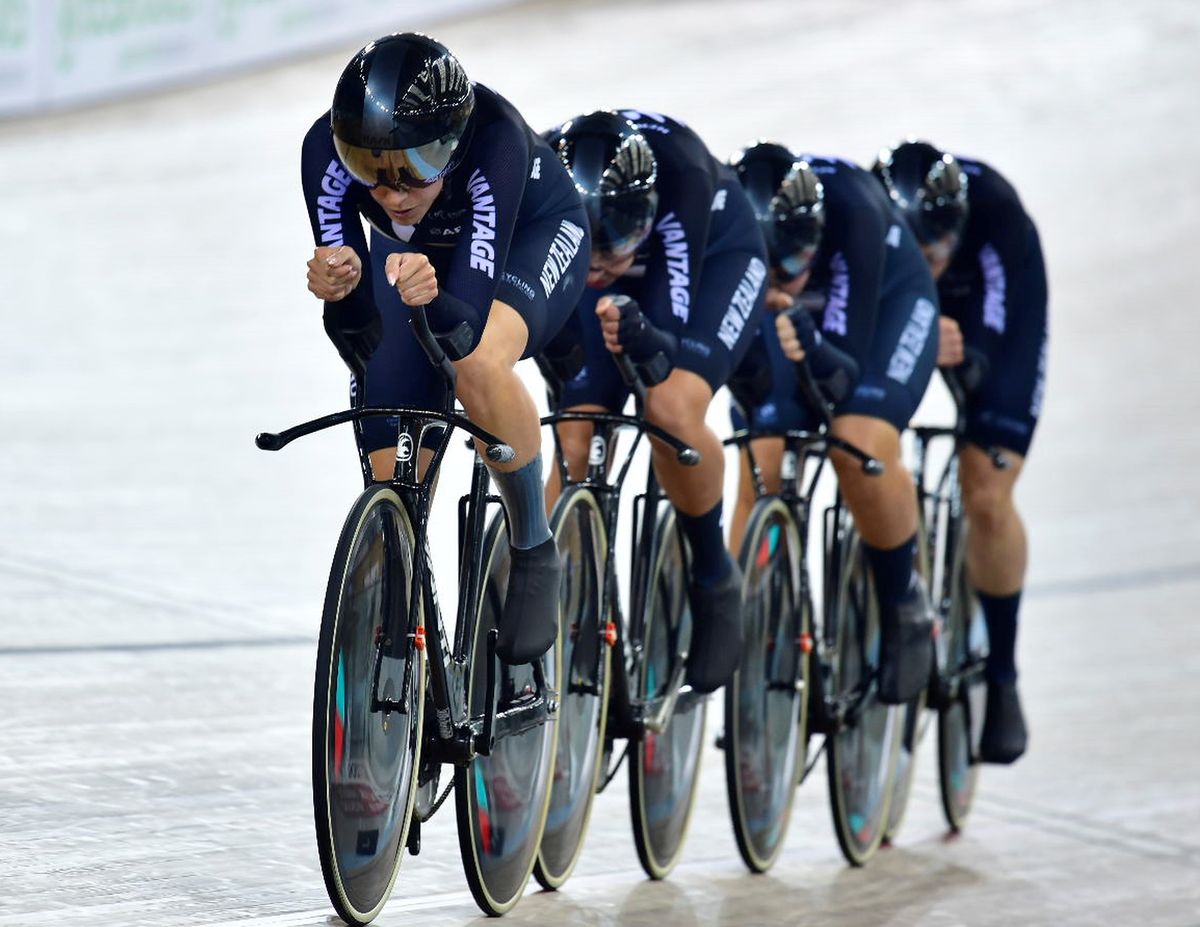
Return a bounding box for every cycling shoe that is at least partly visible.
[496,537,561,665]
[685,557,744,694]
[877,579,934,705]
[979,680,1029,764]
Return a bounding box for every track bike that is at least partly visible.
[721,362,902,869]
[256,307,561,923]
[531,345,711,886]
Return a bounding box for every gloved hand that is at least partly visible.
[598,294,678,386]
[779,307,861,405]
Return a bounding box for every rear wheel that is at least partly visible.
[313,485,426,926]
[534,488,610,889]
[724,498,809,873]
[938,544,988,831]
[628,508,708,880]
[826,528,901,866]
[456,514,562,915]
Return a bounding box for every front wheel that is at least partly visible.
[534,487,611,889]
[456,513,562,916]
[724,497,809,873]
[628,508,708,880]
[825,527,901,866]
[313,485,426,926]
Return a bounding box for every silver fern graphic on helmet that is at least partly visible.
[772,160,824,224]
[600,130,657,196]
[398,48,472,118]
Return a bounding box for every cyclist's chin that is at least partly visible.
[587,268,620,288]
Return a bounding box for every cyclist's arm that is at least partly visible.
[300,115,376,331]
[432,118,531,356]
[956,196,1029,358]
[816,207,890,365]
[638,163,716,333]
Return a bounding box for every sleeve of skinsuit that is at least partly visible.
[434,116,533,352]
[817,198,890,365]
[956,192,1030,359]
[300,113,378,332]
[639,161,717,333]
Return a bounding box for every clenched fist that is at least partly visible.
[307,246,362,301]
[385,252,439,307]
[937,315,964,367]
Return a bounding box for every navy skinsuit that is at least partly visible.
[938,157,1048,457]
[301,84,590,451]
[554,110,768,410]
[734,156,939,434]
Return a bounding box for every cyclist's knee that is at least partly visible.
[963,480,1015,535]
[454,344,514,410]
[644,370,712,431]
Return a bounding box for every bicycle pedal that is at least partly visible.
[406,818,421,856]
[714,731,726,751]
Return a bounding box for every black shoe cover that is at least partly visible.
[496,537,561,666]
[877,579,934,705]
[685,557,744,694]
[980,681,1028,764]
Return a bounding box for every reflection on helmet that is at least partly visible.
[731,141,825,279]
[331,33,476,188]
[550,111,659,258]
[872,140,969,245]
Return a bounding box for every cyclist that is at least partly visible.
[729,143,939,706]
[543,110,769,693]
[300,33,590,666]
[873,140,1046,763]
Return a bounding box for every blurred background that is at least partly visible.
[1,1,1198,924]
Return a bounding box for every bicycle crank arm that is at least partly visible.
[643,663,691,734]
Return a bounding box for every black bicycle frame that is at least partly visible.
[257,306,547,767]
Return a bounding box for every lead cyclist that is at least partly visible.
[298,33,590,666]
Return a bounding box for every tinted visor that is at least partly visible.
[335,136,460,189]
[588,189,658,258]
[767,213,823,280]
[775,245,819,282]
[912,200,967,245]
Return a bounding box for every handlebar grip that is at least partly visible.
[255,432,284,451]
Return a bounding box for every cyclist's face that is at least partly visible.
[587,251,636,288]
[369,179,444,226]
[921,233,958,280]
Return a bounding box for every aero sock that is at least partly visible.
[490,456,552,550]
[978,590,1021,684]
[864,534,918,610]
[677,502,732,586]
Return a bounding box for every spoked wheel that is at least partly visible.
[724,498,809,873]
[629,509,708,880]
[456,514,562,916]
[883,519,934,844]
[826,529,901,866]
[534,488,610,890]
[313,485,426,927]
[938,554,988,831]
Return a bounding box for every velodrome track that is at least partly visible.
[2,0,1198,924]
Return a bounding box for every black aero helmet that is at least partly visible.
[732,141,825,280]
[331,33,475,189]
[551,111,658,258]
[872,140,969,244]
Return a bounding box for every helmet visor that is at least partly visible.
[775,244,819,282]
[334,135,462,189]
[768,213,823,280]
[590,190,658,259]
[912,200,968,245]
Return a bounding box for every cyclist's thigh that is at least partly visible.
[556,286,631,412]
[495,203,591,360]
[965,233,1048,458]
[836,254,939,432]
[360,231,448,453]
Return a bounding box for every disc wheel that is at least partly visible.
[455,514,562,915]
[724,498,809,873]
[313,485,426,926]
[826,528,901,866]
[628,509,708,880]
[938,548,988,831]
[534,488,611,890]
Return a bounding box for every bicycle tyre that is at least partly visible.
[882,515,933,844]
[534,487,611,890]
[628,508,708,880]
[938,541,987,831]
[826,527,901,866]
[455,513,562,915]
[724,497,809,873]
[313,484,427,926]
